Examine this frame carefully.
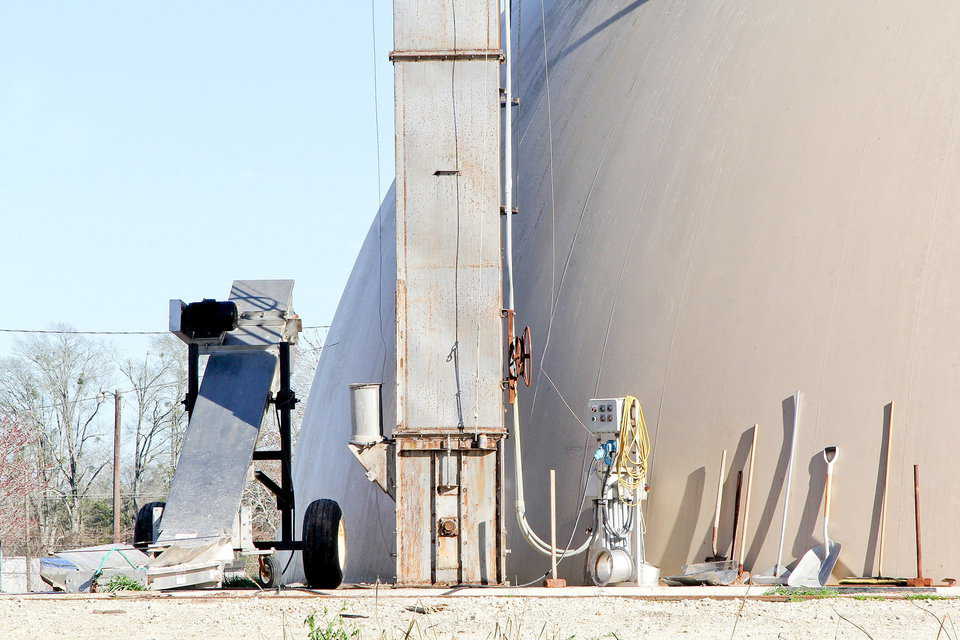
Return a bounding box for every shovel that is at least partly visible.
[787,445,841,587]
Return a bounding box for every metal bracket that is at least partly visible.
[499,89,521,107]
[390,48,504,62]
[254,471,293,510]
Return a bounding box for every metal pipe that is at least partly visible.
[278,341,294,542]
[112,391,121,544]
[738,424,758,574]
[914,464,923,580]
[549,469,557,579]
[503,0,515,310]
[774,392,800,576]
[878,401,894,577]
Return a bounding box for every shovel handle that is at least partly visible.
[824,469,832,518]
[711,450,727,554]
[823,464,834,545]
[738,425,758,573]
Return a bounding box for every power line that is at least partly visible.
[5,382,184,414]
[0,329,164,335]
[4,339,337,413]
[0,325,331,336]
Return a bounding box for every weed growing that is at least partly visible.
[768,586,840,601]
[102,575,146,592]
[222,575,259,589]
[304,610,359,640]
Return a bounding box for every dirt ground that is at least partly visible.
[2,591,959,640]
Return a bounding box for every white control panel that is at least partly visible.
[587,397,625,434]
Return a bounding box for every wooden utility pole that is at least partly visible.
[112,391,121,543]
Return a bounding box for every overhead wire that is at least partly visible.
[0,325,330,336]
[369,0,394,561]
[539,0,558,318]
[3,381,183,414]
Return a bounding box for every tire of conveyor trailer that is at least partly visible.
[133,501,165,549]
[302,498,345,588]
[256,554,281,588]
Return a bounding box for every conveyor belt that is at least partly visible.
[158,280,294,543]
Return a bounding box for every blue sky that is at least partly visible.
[0,1,394,355]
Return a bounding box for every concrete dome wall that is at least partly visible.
[292,0,960,584]
[508,0,960,582]
[284,188,398,584]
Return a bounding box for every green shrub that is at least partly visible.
[103,575,146,592]
[304,611,358,640]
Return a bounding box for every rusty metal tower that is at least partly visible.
[391,0,504,587]
[350,0,505,586]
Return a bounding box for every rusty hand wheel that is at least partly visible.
[520,325,532,387]
[508,326,533,387]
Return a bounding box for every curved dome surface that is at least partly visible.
[291,0,960,584]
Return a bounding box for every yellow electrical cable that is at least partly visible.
[614,396,651,497]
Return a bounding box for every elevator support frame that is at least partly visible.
[184,341,303,552]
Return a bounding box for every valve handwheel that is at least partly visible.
[520,325,532,387]
[508,326,533,386]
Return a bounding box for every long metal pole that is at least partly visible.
[877,401,894,577]
[774,392,800,576]
[738,424,758,575]
[913,464,923,580]
[112,390,121,544]
[278,342,294,542]
[549,469,558,579]
[503,0,515,310]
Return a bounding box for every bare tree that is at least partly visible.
[117,335,186,512]
[0,415,40,550]
[0,331,111,545]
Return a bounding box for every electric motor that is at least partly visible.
[179,299,239,341]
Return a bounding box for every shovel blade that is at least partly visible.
[751,566,788,585]
[786,542,842,587]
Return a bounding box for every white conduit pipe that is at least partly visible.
[512,399,593,556]
[504,0,515,312]
[502,0,591,558]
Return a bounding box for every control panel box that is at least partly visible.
[587,397,625,434]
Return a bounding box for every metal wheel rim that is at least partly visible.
[337,519,347,570]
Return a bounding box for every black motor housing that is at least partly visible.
[180,299,239,341]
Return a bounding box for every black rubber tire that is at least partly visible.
[133,501,165,549]
[302,498,344,588]
[256,554,281,589]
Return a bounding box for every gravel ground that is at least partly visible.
[2,593,959,639]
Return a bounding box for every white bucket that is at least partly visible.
[349,383,382,445]
[636,562,660,586]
